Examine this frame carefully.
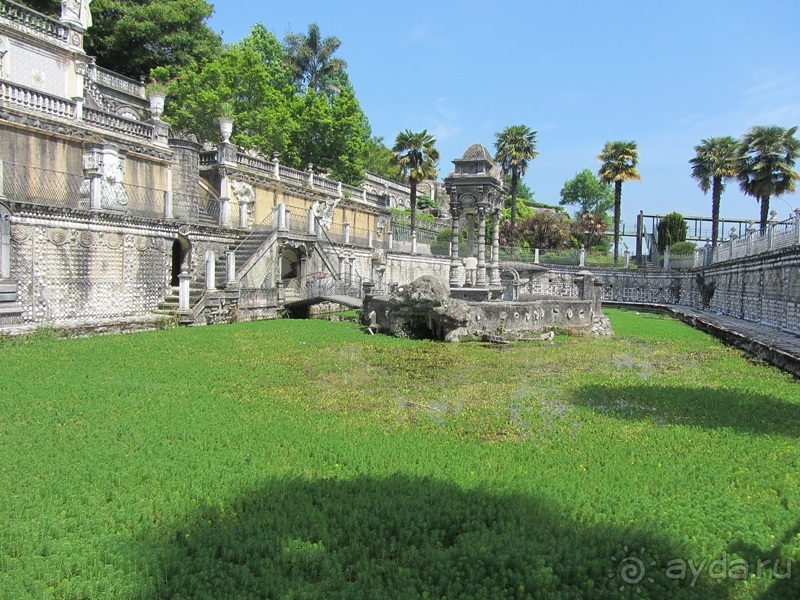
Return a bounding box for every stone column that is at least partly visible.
[490,209,501,286]
[466,213,475,258]
[219,197,231,228]
[476,207,487,287]
[411,232,417,255]
[178,270,191,313]
[239,201,250,229]
[348,256,356,286]
[367,230,373,248]
[219,171,231,227]
[387,230,394,250]
[163,164,174,220]
[795,208,800,246]
[204,251,216,290]
[226,251,237,289]
[338,256,346,278]
[449,208,461,288]
[277,203,288,231]
[272,152,281,181]
[343,222,351,245]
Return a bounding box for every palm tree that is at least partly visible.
[597,141,640,265]
[689,136,739,248]
[391,130,440,237]
[737,125,800,229]
[283,23,347,94]
[494,125,538,246]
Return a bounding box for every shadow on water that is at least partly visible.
[572,383,800,438]
[127,474,751,599]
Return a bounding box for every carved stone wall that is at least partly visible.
[8,213,179,322]
[531,247,800,335]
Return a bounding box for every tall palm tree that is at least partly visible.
[689,136,739,248]
[597,140,640,266]
[283,23,347,94]
[494,125,538,245]
[391,130,440,237]
[737,125,800,229]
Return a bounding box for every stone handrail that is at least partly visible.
[90,66,146,99]
[199,150,218,166]
[0,80,76,119]
[312,174,338,194]
[235,152,275,176]
[0,0,68,43]
[83,107,154,141]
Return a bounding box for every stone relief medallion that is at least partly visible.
[11,225,31,242]
[105,232,123,249]
[78,230,95,247]
[135,236,149,251]
[49,228,69,246]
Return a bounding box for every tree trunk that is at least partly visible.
[760,195,770,230]
[711,176,721,248]
[410,180,417,238]
[510,169,519,247]
[613,180,622,266]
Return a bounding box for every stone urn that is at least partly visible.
[148,92,165,120]
[219,116,233,143]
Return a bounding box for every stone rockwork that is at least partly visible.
[365,273,612,342]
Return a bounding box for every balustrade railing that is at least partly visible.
[235,152,275,176]
[711,212,800,264]
[199,150,218,167]
[83,107,154,141]
[0,0,68,42]
[90,66,146,99]
[0,80,76,119]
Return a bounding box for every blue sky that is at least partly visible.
[209,0,800,231]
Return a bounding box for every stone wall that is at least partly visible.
[536,246,800,335]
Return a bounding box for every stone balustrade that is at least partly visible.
[83,107,154,141]
[0,80,76,119]
[0,0,68,43]
[90,65,146,99]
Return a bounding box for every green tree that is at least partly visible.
[16,1,222,79]
[689,136,739,248]
[391,130,440,236]
[283,23,348,95]
[164,41,297,157]
[494,125,538,245]
[597,140,640,265]
[656,212,687,253]
[737,125,800,229]
[559,168,614,218]
[365,137,403,181]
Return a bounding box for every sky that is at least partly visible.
[208,0,800,231]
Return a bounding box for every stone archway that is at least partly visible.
[170,235,190,286]
[280,246,300,280]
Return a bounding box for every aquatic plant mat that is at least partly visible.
[1,309,797,598]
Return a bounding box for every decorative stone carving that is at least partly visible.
[78,230,95,247]
[49,228,69,245]
[61,0,92,30]
[11,225,31,242]
[82,143,129,211]
[312,196,339,231]
[230,180,254,205]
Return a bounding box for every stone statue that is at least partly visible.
[312,196,339,231]
[61,0,92,29]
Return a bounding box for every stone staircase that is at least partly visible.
[154,286,180,317]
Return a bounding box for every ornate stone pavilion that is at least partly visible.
[443,144,505,301]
